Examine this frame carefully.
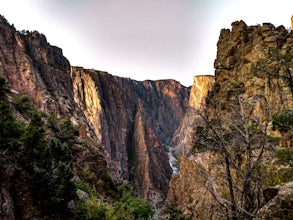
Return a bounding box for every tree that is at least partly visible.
[193,95,276,219]
[0,78,23,150]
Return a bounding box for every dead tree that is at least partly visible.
[193,95,276,219]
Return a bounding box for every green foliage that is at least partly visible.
[193,126,208,152]
[76,199,107,220]
[47,112,76,141]
[0,100,23,149]
[21,111,46,157]
[272,110,293,133]
[20,112,75,212]
[0,78,24,149]
[263,165,293,186]
[75,186,154,220]
[116,190,155,219]
[75,181,97,198]
[276,148,293,167]
[58,118,76,140]
[164,205,190,220]
[47,137,72,160]
[0,77,10,97]
[0,78,75,216]
[81,165,96,184]
[14,94,32,114]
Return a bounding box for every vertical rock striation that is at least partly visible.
[0,16,114,219]
[71,67,190,206]
[171,75,214,155]
[0,14,191,210]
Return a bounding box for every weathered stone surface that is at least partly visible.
[71,67,190,206]
[0,14,191,213]
[76,189,90,201]
[166,20,293,219]
[254,182,293,219]
[171,75,215,155]
[0,15,113,219]
[165,155,222,219]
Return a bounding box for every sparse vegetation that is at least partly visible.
[193,95,279,219]
[75,183,155,220]
[251,48,293,96]
[272,110,293,134]
[163,205,190,220]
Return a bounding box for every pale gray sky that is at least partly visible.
[1,0,292,86]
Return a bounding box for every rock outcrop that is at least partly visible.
[254,182,293,219]
[214,20,293,116]
[166,21,293,219]
[171,75,214,155]
[71,67,190,206]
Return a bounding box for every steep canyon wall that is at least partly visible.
[0,15,191,215]
[166,20,293,219]
[71,67,190,205]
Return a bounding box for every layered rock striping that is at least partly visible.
[71,67,190,206]
[171,75,215,155]
[0,15,116,219]
[0,14,191,217]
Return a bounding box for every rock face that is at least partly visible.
[214,20,293,115]
[0,15,115,219]
[254,182,293,219]
[166,76,215,218]
[71,67,190,206]
[165,155,220,219]
[189,75,215,110]
[166,21,293,219]
[0,14,191,218]
[171,75,214,155]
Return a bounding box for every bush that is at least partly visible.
[115,190,154,219]
[14,94,31,113]
[164,205,190,220]
[0,99,24,149]
[75,181,97,198]
[75,186,154,220]
[0,77,9,97]
[276,148,293,167]
[272,110,293,133]
[47,113,76,141]
[0,77,75,217]
[76,199,107,220]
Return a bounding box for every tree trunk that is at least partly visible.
[225,155,237,220]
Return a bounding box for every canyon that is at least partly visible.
[0,14,202,218]
[1,14,293,219]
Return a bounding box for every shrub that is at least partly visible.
[276,148,293,167]
[14,94,31,113]
[164,205,190,220]
[272,110,293,133]
[76,199,107,220]
[115,190,155,219]
[75,181,97,198]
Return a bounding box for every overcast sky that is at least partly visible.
[1,0,293,86]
